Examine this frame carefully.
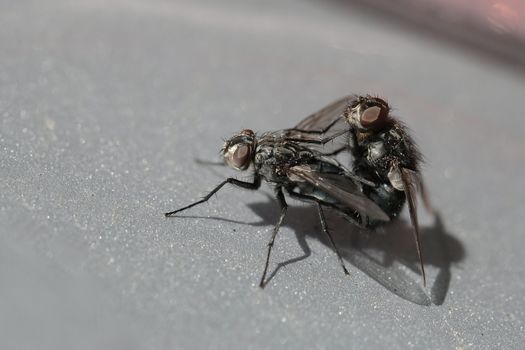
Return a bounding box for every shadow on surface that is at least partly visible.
[176,196,464,305]
[249,200,463,305]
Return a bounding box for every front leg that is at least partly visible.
[259,187,288,288]
[164,176,261,217]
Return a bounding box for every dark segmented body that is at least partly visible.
[254,133,350,206]
[284,94,428,284]
[254,133,315,183]
[349,121,422,225]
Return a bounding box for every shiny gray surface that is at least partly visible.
[1,0,524,349]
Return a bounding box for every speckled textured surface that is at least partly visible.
[1,1,525,349]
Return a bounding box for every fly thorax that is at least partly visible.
[275,147,292,160]
[298,150,314,162]
[274,165,289,177]
[254,145,272,164]
[367,141,386,162]
[254,146,273,179]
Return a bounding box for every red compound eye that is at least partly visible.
[232,144,250,166]
[225,144,252,170]
[360,106,381,127]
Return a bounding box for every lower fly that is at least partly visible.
[165,129,389,288]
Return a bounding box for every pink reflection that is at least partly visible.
[443,0,525,36]
[369,0,525,38]
[488,1,520,33]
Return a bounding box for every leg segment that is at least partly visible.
[285,117,341,135]
[285,129,348,146]
[259,188,288,288]
[287,190,364,228]
[164,176,261,217]
[316,202,350,275]
[317,155,377,188]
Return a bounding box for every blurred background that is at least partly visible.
[1,1,524,349]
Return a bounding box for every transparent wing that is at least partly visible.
[400,167,426,286]
[284,96,355,154]
[290,96,352,133]
[288,165,390,222]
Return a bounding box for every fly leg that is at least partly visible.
[318,155,377,188]
[164,176,261,217]
[285,117,341,135]
[259,188,288,288]
[316,202,350,275]
[287,191,351,277]
[285,129,348,146]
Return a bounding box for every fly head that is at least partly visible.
[222,129,256,171]
[346,95,392,131]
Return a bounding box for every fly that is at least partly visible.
[165,128,390,288]
[286,95,432,286]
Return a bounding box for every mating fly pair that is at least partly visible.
[165,95,430,287]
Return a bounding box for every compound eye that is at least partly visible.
[226,144,252,170]
[360,106,384,128]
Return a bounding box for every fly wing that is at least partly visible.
[288,165,390,222]
[284,96,354,153]
[400,167,427,286]
[291,96,351,132]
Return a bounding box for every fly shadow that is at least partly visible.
[182,159,464,305]
[247,198,463,305]
[178,194,464,306]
